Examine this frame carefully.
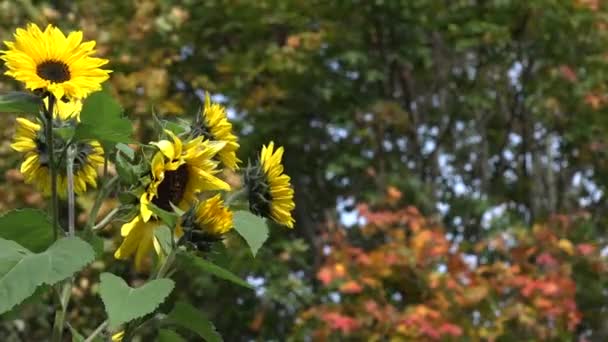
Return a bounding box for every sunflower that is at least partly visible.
[139,130,231,222]
[11,114,104,198]
[113,215,164,272]
[179,194,233,250]
[190,92,240,170]
[115,132,231,270]
[245,142,295,228]
[1,23,110,100]
[47,97,82,121]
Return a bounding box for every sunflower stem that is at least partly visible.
[51,279,72,342]
[85,176,119,233]
[67,144,77,236]
[84,320,108,342]
[45,94,60,240]
[92,207,120,231]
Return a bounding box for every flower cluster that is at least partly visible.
[3,23,296,272]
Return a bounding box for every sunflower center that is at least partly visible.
[153,164,189,211]
[37,60,71,83]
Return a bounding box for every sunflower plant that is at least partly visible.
[0,23,295,341]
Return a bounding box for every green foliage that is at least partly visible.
[232,211,269,257]
[0,92,41,114]
[0,237,94,314]
[177,252,252,289]
[165,302,222,342]
[98,273,174,330]
[0,209,53,253]
[74,91,132,147]
[157,329,186,342]
[147,203,180,228]
[154,226,173,255]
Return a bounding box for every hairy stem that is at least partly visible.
[45,94,60,240]
[51,143,79,342]
[67,144,77,236]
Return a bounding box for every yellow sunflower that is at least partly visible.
[113,215,164,272]
[1,23,111,100]
[190,194,233,236]
[11,116,104,198]
[245,141,295,228]
[115,131,231,270]
[190,92,240,170]
[139,130,231,222]
[46,97,82,121]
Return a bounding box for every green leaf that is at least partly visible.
[115,151,138,185]
[0,209,54,253]
[77,231,104,258]
[99,273,174,330]
[116,142,135,161]
[165,302,222,342]
[177,252,252,289]
[0,92,42,114]
[147,203,180,228]
[74,91,132,146]
[157,329,186,342]
[0,237,95,314]
[154,226,173,255]
[232,211,269,257]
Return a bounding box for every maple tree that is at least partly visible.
[293,190,608,340]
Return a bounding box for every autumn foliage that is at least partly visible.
[294,194,608,341]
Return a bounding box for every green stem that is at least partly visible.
[92,207,120,231]
[51,280,71,342]
[84,320,108,342]
[67,144,77,236]
[45,94,60,240]
[225,187,247,206]
[51,142,78,342]
[85,176,119,233]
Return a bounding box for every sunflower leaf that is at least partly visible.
[177,252,252,289]
[99,273,174,330]
[0,92,42,114]
[157,329,187,342]
[75,91,132,147]
[0,237,95,314]
[147,203,180,228]
[0,209,54,253]
[164,302,223,342]
[232,211,269,257]
[154,225,173,255]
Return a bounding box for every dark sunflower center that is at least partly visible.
[37,60,71,83]
[153,164,189,211]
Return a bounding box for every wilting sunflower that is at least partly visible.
[245,142,295,228]
[190,92,240,170]
[1,23,110,100]
[139,130,231,222]
[179,194,233,250]
[114,215,164,272]
[11,115,104,198]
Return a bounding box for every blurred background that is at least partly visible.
[1,0,608,341]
